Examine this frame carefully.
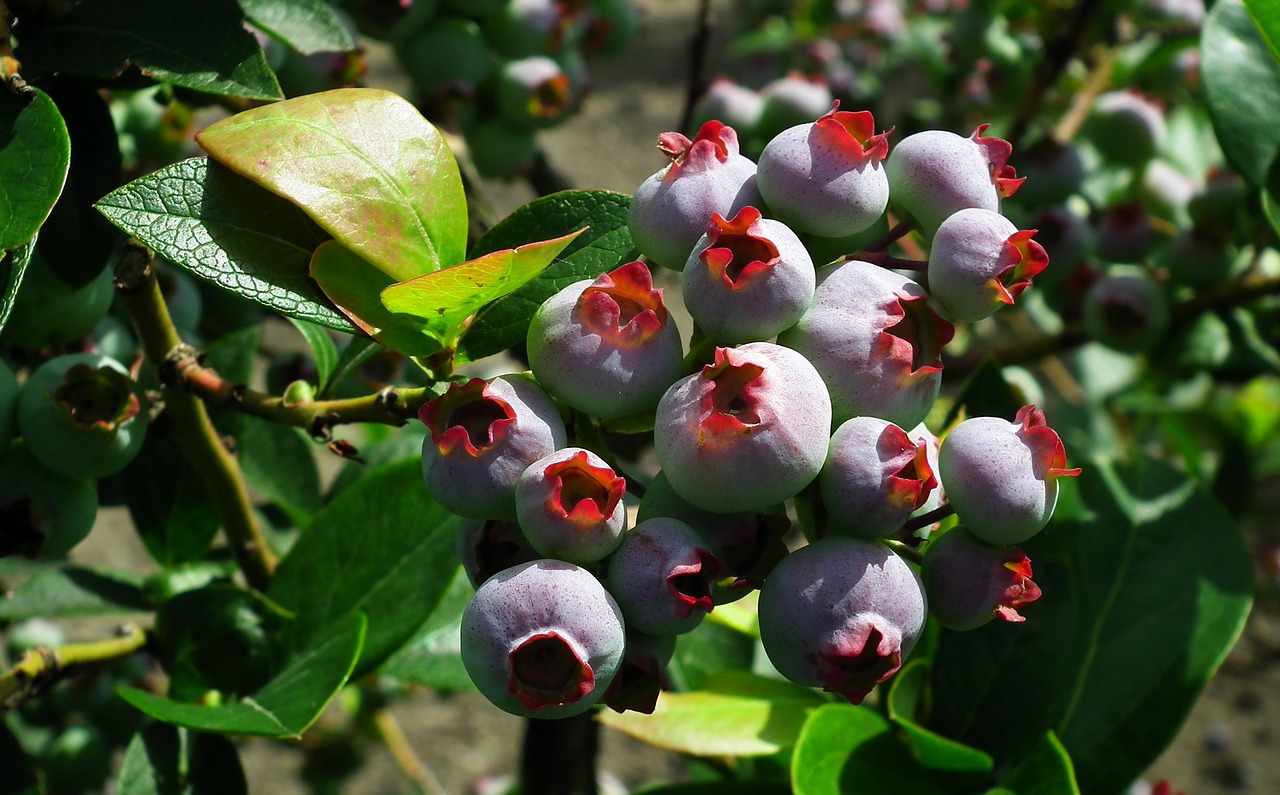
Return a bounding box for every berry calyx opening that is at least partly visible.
[995,229,1050,305]
[819,626,901,705]
[577,261,669,346]
[420,379,516,457]
[883,295,955,375]
[971,123,1024,199]
[700,349,765,434]
[508,632,594,710]
[700,207,779,288]
[666,549,722,617]
[813,101,892,165]
[546,451,626,523]
[55,364,141,433]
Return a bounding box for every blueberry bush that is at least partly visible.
[0,0,1277,793]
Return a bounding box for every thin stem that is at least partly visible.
[882,539,924,565]
[1053,44,1116,143]
[900,503,955,539]
[372,707,447,795]
[679,0,715,134]
[863,217,915,254]
[0,624,147,707]
[521,712,600,795]
[115,242,277,590]
[850,249,928,271]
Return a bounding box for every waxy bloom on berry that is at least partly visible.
[606,517,723,636]
[922,526,1043,631]
[820,416,938,538]
[928,207,1049,323]
[515,447,628,565]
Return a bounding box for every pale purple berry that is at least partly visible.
[455,518,539,588]
[514,447,628,565]
[938,405,1081,546]
[654,342,832,514]
[681,206,815,343]
[921,526,1042,631]
[629,121,762,270]
[820,417,938,538]
[927,207,1049,323]
[758,537,927,705]
[691,77,765,142]
[756,102,891,238]
[461,560,625,718]
[605,517,722,636]
[419,374,568,520]
[527,261,684,420]
[757,72,834,141]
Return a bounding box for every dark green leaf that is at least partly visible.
[1202,0,1280,187]
[791,704,946,795]
[932,458,1253,794]
[669,619,756,692]
[1244,0,1280,64]
[231,417,323,524]
[17,0,282,100]
[0,566,150,620]
[0,87,71,251]
[998,732,1080,795]
[118,612,365,738]
[96,158,354,332]
[268,458,464,675]
[124,432,220,567]
[598,672,824,757]
[239,0,355,54]
[0,237,37,337]
[0,720,37,795]
[886,659,993,774]
[116,723,248,795]
[202,326,262,385]
[318,335,381,399]
[378,566,477,692]
[943,356,1023,428]
[197,89,467,280]
[287,318,340,392]
[457,190,639,362]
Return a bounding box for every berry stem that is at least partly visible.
[520,711,600,795]
[882,538,925,565]
[852,248,929,272]
[678,0,715,135]
[372,705,448,795]
[0,624,147,708]
[864,217,916,253]
[900,503,956,539]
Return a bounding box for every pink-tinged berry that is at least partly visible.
[495,55,575,130]
[759,536,927,705]
[629,121,762,270]
[654,342,832,514]
[455,518,540,589]
[928,207,1049,323]
[778,260,955,429]
[605,517,722,635]
[1082,268,1170,353]
[419,374,568,520]
[514,447,628,565]
[461,559,625,718]
[527,261,684,420]
[756,102,892,238]
[922,526,1042,631]
[907,422,946,539]
[885,125,1024,235]
[938,405,1081,545]
[681,206,816,343]
[602,629,676,714]
[820,416,938,539]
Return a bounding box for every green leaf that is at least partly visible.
[238,0,355,55]
[791,704,946,795]
[998,732,1080,795]
[318,335,380,399]
[382,229,584,349]
[932,458,1254,794]
[378,566,477,692]
[0,87,71,252]
[886,658,994,774]
[123,432,220,566]
[268,458,464,676]
[197,89,466,280]
[95,158,354,332]
[668,619,756,692]
[457,190,639,363]
[0,237,37,337]
[287,318,340,392]
[116,723,248,795]
[1244,0,1280,65]
[0,566,150,621]
[1202,0,1280,187]
[943,356,1023,428]
[16,0,282,100]
[118,612,365,738]
[598,671,825,757]
[1263,191,1280,239]
[310,241,443,356]
[230,417,323,524]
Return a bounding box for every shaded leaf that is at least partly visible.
[0,720,37,794]
[1202,0,1280,187]
[634,785,791,795]
[197,89,466,280]
[0,237,37,337]
[124,432,220,567]
[0,87,71,251]
[791,704,946,795]
[886,658,993,774]
[0,566,150,621]
[239,0,355,55]
[668,620,755,693]
[378,566,477,693]
[287,318,340,392]
[318,335,380,399]
[998,732,1080,795]
[943,356,1024,428]
[116,723,248,795]
[230,417,323,525]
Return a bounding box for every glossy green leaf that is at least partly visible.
[1263,191,1280,240]
[599,672,824,757]
[118,612,365,738]
[378,566,477,693]
[238,0,355,54]
[124,432,220,566]
[268,458,464,676]
[287,318,340,392]
[197,89,466,280]
[886,658,994,774]
[998,732,1080,795]
[116,723,248,795]
[310,241,443,356]
[16,0,282,100]
[0,236,37,337]
[95,158,354,332]
[932,458,1253,794]
[668,620,756,692]
[0,87,71,252]
[1244,0,1280,64]
[0,566,150,621]
[1202,0,1280,187]
[381,229,584,349]
[457,190,639,363]
[792,704,946,795]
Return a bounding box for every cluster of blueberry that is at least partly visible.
[419,105,1079,719]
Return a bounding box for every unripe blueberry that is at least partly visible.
[1025,206,1094,284]
[0,440,98,560]
[778,259,955,429]
[1140,160,1197,224]
[1188,168,1248,239]
[455,518,539,588]
[582,0,638,56]
[885,125,1024,235]
[1094,201,1161,264]
[938,405,1081,545]
[1012,136,1084,207]
[515,447,627,565]
[654,342,831,514]
[681,206,815,343]
[396,16,495,99]
[1082,268,1170,353]
[757,72,834,142]
[17,353,149,480]
[922,526,1042,630]
[756,103,891,238]
[1,254,114,350]
[606,517,722,635]
[758,537,927,705]
[927,207,1049,323]
[40,725,112,793]
[629,121,762,270]
[419,374,568,520]
[603,629,676,714]
[484,0,576,58]
[1085,90,1166,167]
[463,119,538,178]
[820,417,938,538]
[1163,229,1234,288]
[461,559,625,718]
[527,261,684,420]
[495,55,575,130]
